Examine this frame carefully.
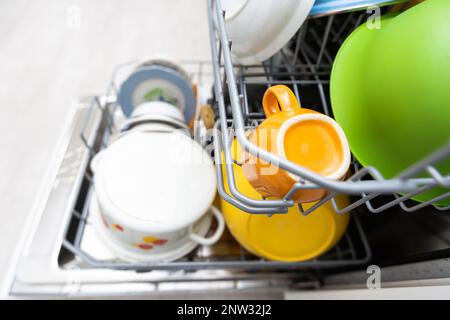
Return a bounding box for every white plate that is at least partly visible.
[223,0,315,65]
[118,65,196,121]
[138,56,192,85]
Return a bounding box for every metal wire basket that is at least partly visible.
[55,47,372,272]
[208,0,450,216]
[60,67,371,272]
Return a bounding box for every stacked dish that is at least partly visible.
[90,60,224,263]
[222,0,315,65]
[118,58,197,125]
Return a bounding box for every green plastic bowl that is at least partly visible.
[331,0,450,207]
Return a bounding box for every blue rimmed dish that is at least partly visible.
[118,65,196,123]
[310,0,409,17]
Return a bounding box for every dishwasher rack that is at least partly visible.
[208,0,450,215]
[60,58,371,273]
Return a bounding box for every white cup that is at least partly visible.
[90,130,224,262]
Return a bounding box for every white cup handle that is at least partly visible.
[90,150,106,172]
[189,205,225,246]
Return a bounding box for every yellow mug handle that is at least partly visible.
[262,85,300,117]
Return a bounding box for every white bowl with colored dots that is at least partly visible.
[89,194,218,262]
[90,130,225,262]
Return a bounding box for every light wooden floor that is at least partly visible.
[0,0,211,289]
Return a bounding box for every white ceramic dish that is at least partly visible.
[222,0,315,65]
[131,101,185,122]
[119,114,188,133]
[91,130,223,261]
[89,194,217,263]
[139,56,192,85]
[118,64,196,122]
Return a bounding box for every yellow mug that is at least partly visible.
[242,85,351,203]
[221,139,350,262]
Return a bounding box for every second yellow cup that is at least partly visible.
[242,85,351,203]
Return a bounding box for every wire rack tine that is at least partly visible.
[316,16,334,68]
[399,192,450,212]
[209,4,292,210]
